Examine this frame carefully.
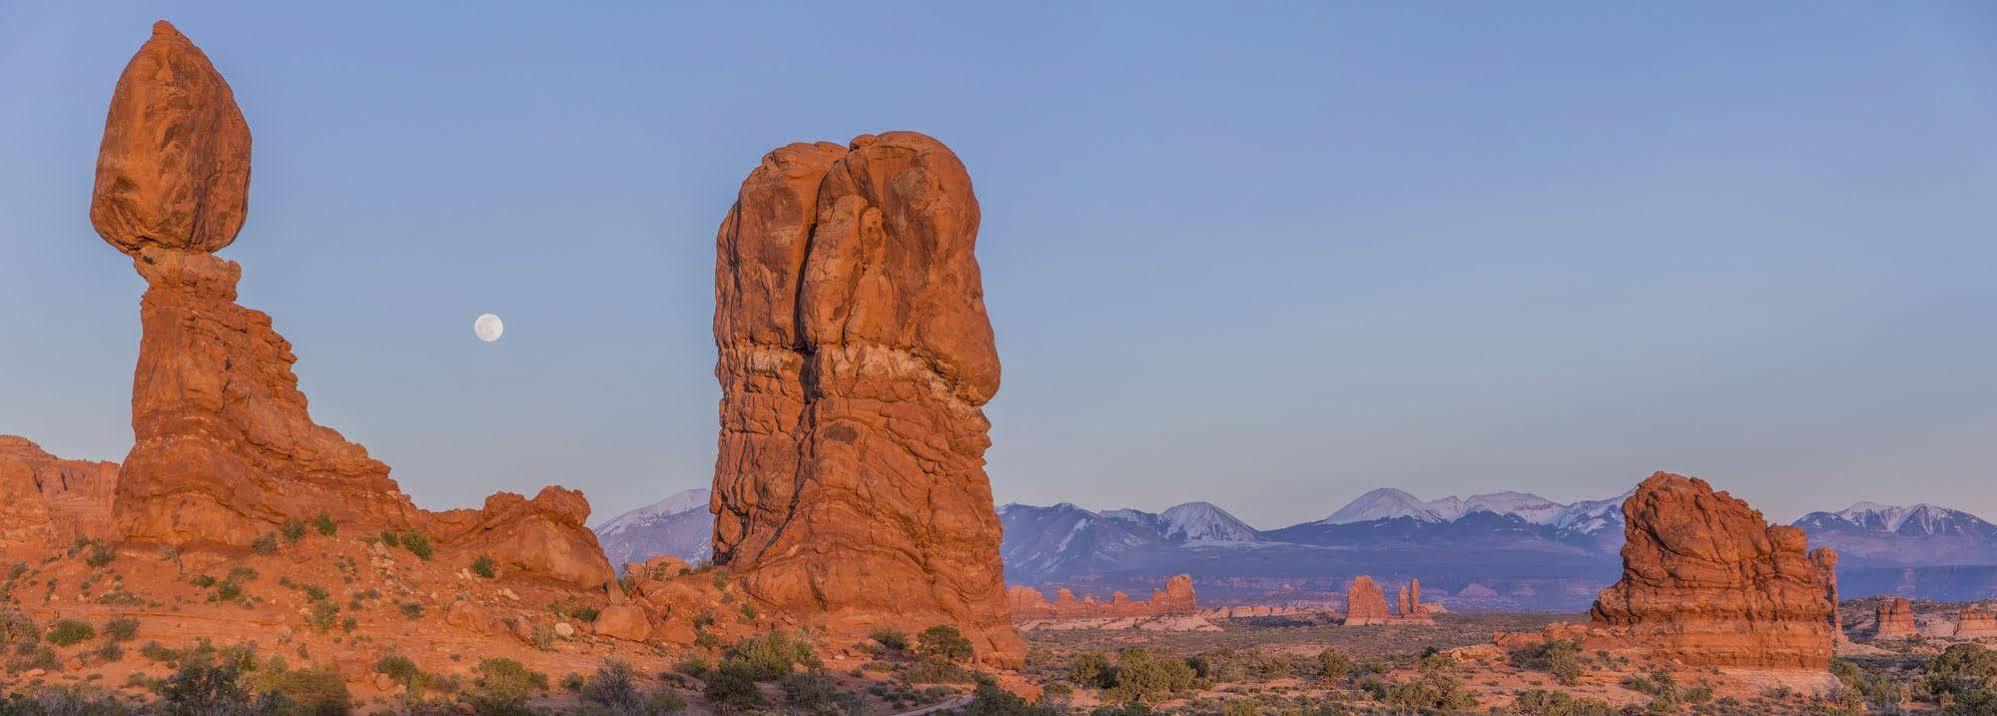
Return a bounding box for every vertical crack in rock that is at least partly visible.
[712,132,1024,665]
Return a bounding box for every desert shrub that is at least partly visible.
[281,519,307,544]
[400,531,433,560]
[781,671,863,715]
[312,512,336,537]
[378,530,400,547]
[617,575,638,595]
[400,602,425,619]
[5,645,60,674]
[906,655,977,685]
[960,678,1061,715]
[1071,650,1114,689]
[531,624,557,651]
[1927,643,1997,705]
[917,624,975,664]
[1106,649,1196,703]
[0,684,133,714]
[871,628,909,652]
[674,656,712,679]
[93,640,123,663]
[471,554,496,579]
[189,574,217,589]
[138,642,180,665]
[308,602,340,632]
[722,630,819,681]
[1508,689,1615,715]
[1317,647,1350,680]
[82,540,116,568]
[577,658,640,710]
[155,662,256,713]
[48,619,96,646]
[250,665,351,716]
[470,657,548,711]
[1509,639,1585,686]
[300,584,329,602]
[702,662,767,712]
[250,532,278,555]
[214,580,243,602]
[1370,673,1478,712]
[0,610,39,646]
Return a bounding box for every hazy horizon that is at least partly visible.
[4,3,1993,528]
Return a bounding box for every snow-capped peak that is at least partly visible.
[593,488,708,534]
[1826,502,1979,534]
[1321,488,1450,525]
[1159,502,1259,542]
[1461,491,1566,523]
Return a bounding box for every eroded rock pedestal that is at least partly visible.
[86,21,612,592]
[0,437,119,546]
[710,133,1022,664]
[1874,598,1917,640]
[1344,576,1433,625]
[1956,606,1997,639]
[1583,472,1840,669]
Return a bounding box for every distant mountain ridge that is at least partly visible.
[593,488,713,570]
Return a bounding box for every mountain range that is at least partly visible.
[592,486,1997,607]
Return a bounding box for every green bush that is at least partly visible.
[400,531,433,561]
[1928,643,1997,702]
[1106,649,1196,703]
[47,619,96,646]
[722,630,820,681]
[379,530,401,547]
[471,554,496,579]
[309,602,340,632]
[870,628,909,652]
[249,532,278,555]
[1070,650,1114,689]
[917,624,975,664]
[156,663,266,713]
[1317,647,1350,680]
[0,610,39,647]
[250,665,352,716]
[400,602,425,619]
[1508,689,1616,715]
[781,671,864,715]
[702,662,766,712]
[1374,673,1479,712]
[312,512,337,537]
[281,519,307,543]
[103,616,140,642]
[82,540,115,568]
[961,679,1061,715]
[1509,639,1586,686]
[471,657,549,710]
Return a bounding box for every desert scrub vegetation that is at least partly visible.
[1506,689,1615,715]
[1508,638,1586,685]
[779,671,862,715]
[103,615,140,642]
[250,531,278,555]
[468,657,549,712]
[471,553,496,578]
[917,624,976,663]
[1361,672,1479,712]
[312,511,337,536]
[1069,648,1197,703]
[576,658,688,714]
[47,618,97,646]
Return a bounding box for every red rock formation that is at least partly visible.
[86,21,613,592]
[1345,576,1390,626]
[91,21,250,257]
[1955,605,1997,639]
[1874,598,1917,640]
[0,437,119,546]
[710,133,1021,664]
[1587,472,1839,669]
[1008,575,1198,621]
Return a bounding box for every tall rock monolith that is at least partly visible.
[710,132,1022,664]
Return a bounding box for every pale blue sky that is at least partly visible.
[2,3,1993,528]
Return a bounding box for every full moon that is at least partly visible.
[474,313,504,343]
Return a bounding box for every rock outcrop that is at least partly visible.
[1008,575,1198,621]
[1586,472,1840,669]
[0,437,119,546]
[1344,576,1433,625]
[1874,598,1917,640]
[710,133,1021,664]
[1956,605,1997,639]
[87,21,613,591]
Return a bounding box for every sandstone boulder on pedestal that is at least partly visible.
[710,132,1021,665]
[0,437,119,546]
[1587,472,1840,670]
[1874,598,1917,640]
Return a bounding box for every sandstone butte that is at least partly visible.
[1874,597,1918,640]
[89,21,612,593]
[1008,575,1198,621]
[1956,605,1997,639]
[1344,576,1433,626]
[0,436,119,547]
[710,132,1024,665]
[1512,472,1840,671]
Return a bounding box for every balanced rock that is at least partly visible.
[1345,576,1390,626]
[1875,598,1917,640]
[1588,472,1840,669]
[91,21,251,257]
[710,132,1021,664]
[0,437,119,546]
[1955,605,1997,639]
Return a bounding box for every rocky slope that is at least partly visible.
[709,132,1023,665]
[0,437,119,546]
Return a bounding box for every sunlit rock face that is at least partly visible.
[0,437,119,547]
[710,132,1023,665]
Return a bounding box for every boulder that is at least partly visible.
[710,132,1021,665]
[592,605,651,642]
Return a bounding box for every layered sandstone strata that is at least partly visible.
[1955,606,1997,639]
[1008,575,1198,621]
[86,21,612,591]
[710,132,1022,664]
[1586,472,1840,669]
[1874,598,1918,640]
[0,437,119,546]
